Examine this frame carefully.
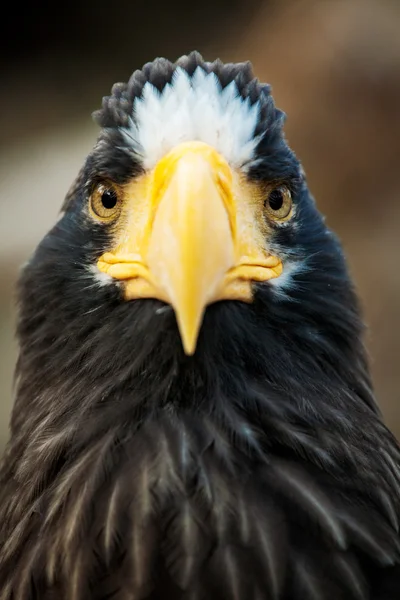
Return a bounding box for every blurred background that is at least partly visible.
[1,0,399,452]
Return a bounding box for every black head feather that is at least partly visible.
[1,53,400,600]
[65,52,292,207]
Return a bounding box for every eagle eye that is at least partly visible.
[90,181,121,221]
[264,186,293,221]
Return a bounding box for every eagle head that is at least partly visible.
[24,52,364,369]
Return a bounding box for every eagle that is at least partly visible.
[0,52,399,600]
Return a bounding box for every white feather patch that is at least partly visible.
[269,259,306,296]
[87,265,114,287]
[121,66,262,170]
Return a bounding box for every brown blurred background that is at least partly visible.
[1,0,399,452]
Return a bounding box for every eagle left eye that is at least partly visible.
[90,182,121,221]
[264,186,293,221]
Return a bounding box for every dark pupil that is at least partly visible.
[101,189,118,210]
[268,189,284,211]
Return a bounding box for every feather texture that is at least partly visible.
[1,53,400,599]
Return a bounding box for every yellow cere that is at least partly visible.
[94,141,286,354]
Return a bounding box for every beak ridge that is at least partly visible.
[146,149,236,354]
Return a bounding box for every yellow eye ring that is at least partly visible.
[90,181,122,221]
[264,186,293,221]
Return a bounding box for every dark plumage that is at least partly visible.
[1,52,399,599]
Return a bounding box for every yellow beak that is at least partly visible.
[145,147,236,354]
[98,142,282,355]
